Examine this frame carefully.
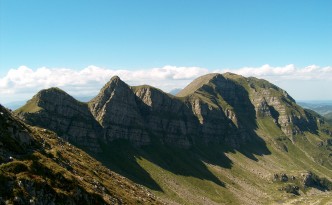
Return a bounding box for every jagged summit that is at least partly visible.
[39,86,67,94]
[15,87,74,114]
[89,75,129,105]
[15,86,102,152]
[36,87,76,103]
[110,75,121,81]
[131,84,176,101]
[176,72,248,97]
[95,75,127,94]
[88,75,140,123]
[31,86,73,100]
[16,72,331,148]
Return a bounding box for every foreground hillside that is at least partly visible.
[0,104,159,204]
[15,73,332,204]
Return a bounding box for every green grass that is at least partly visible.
[15,97,42,113]
[91,131,332,205]
[176,73,220,97]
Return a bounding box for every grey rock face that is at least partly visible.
[15,73,327,151]
[15,88,102,152]
[134,86,197,147]
[247,77,319,136]
[89,76,150,145]
[0,105,33,153]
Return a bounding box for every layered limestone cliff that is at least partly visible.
[133,85,198,147]
[0,105,33,154]
[15,88,101,152]
[89,76,150,145]
[15,73,327,151]
[233,75,320,136]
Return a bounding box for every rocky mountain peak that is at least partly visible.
[106,75,126,88]
[15,87,77,115]
[110,75,121,80]
[89,76,128,109]
[15,87,102,152]
[37,87,79,109]
[132,85,174,108]
[87,76,150,145]
[176,73,220,97]
[38,87,68,96]
[88,76,136,124]
[176,73,245,98]
[15,73,332,150]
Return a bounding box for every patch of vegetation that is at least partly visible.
[0,161,29,174]
[15,97,42,113]
[176,73,220,97]
[305,172,332,191]
[282,184,300,195]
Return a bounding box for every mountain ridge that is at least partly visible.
[15,73,331,149]
[13,72,332,204]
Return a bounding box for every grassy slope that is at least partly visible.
[95,118,332,205]
[92,117,332,204]
[15,97,42,113]
[176,73,219,97]
[0,106,159,204]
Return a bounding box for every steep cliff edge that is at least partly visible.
[15,87,102,152]
[89,76,150,145]
[178,73,323,139]
[133,85,198,147]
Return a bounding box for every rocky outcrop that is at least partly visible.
[0,105,34,157]
[15,73,329,151]
[89,76,150,145]
[133,86,198,147]
[302,171,332,191]
[15,88,102,152]
[222,74,320,137]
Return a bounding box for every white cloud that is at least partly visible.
[216,64,332,81]
[0,65,209,103]
[0,64,331,104]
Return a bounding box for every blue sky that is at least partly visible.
[0,0,332,104]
